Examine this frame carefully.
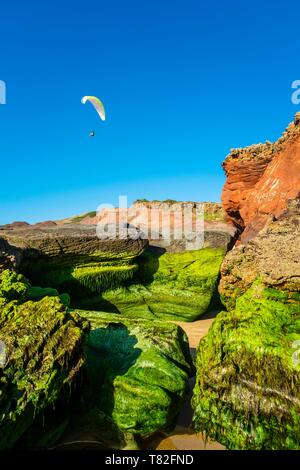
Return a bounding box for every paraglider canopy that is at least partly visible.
[81,96,106,121]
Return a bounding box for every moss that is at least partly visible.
[192,282,300,449]
[22,251,140,301]
[204,208,226,222]
[73,247,225,321]
[0,269,71,306]
[59,293,71,307]
[21,246,225,321]
[96,248,225,321]
[71,263,138,294]
[27,286,59,300]
[0,270,29,301]
[75,311,194,447]
[0,271,89,449]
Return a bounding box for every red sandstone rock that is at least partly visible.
[222,113,300,243]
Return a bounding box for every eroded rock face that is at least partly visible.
[0,224,226,321]
[222,113,300,243]
[194,116,300,449]
[0,237,22,272]
[57,202,237,252]
[0,226,148,300]
[0,225,147,260]
[219,201,300,309]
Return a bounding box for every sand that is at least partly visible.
[142,312,225,451]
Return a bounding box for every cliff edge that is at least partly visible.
[222,113,300,243]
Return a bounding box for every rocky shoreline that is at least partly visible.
[0,115,299,450]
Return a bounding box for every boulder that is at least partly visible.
[0,225,148,300]
[0,270,89,449]
[93,247,226,321]
[192,283,300,449]
[219,201,300,310]
[0,225,147,259]
[69,311,195,449]
[0,270,194,450]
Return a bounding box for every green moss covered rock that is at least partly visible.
[0,271,89,449]
[219,211,300,310]
[0,270,29,301]
[74,311,194,448]
[22,251,140,300]
[192,282,300,449]
[2,225,226,321]
[0,226,147,302]
[76,248,225,321]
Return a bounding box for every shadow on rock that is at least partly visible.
[57,323,142,450]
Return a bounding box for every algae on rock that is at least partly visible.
[0,267,195,450]
[192,282,300,449]
[76,247,225,321]
[14,228,225,320]
[21,251,140,300]
[0,270,89,449]
[73,311,195,448]
[219,209,300,310]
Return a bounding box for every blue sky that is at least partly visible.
[1,0,300,224]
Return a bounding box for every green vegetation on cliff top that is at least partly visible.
[69,211,97,223]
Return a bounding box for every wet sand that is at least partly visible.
[175,313,217,348]
[142,427,224,450]
[143,312,225,451]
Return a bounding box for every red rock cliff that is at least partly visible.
[222,113,300,243]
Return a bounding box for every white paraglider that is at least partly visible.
[81,96,106,121]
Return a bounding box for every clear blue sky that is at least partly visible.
[1,0,300,224]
